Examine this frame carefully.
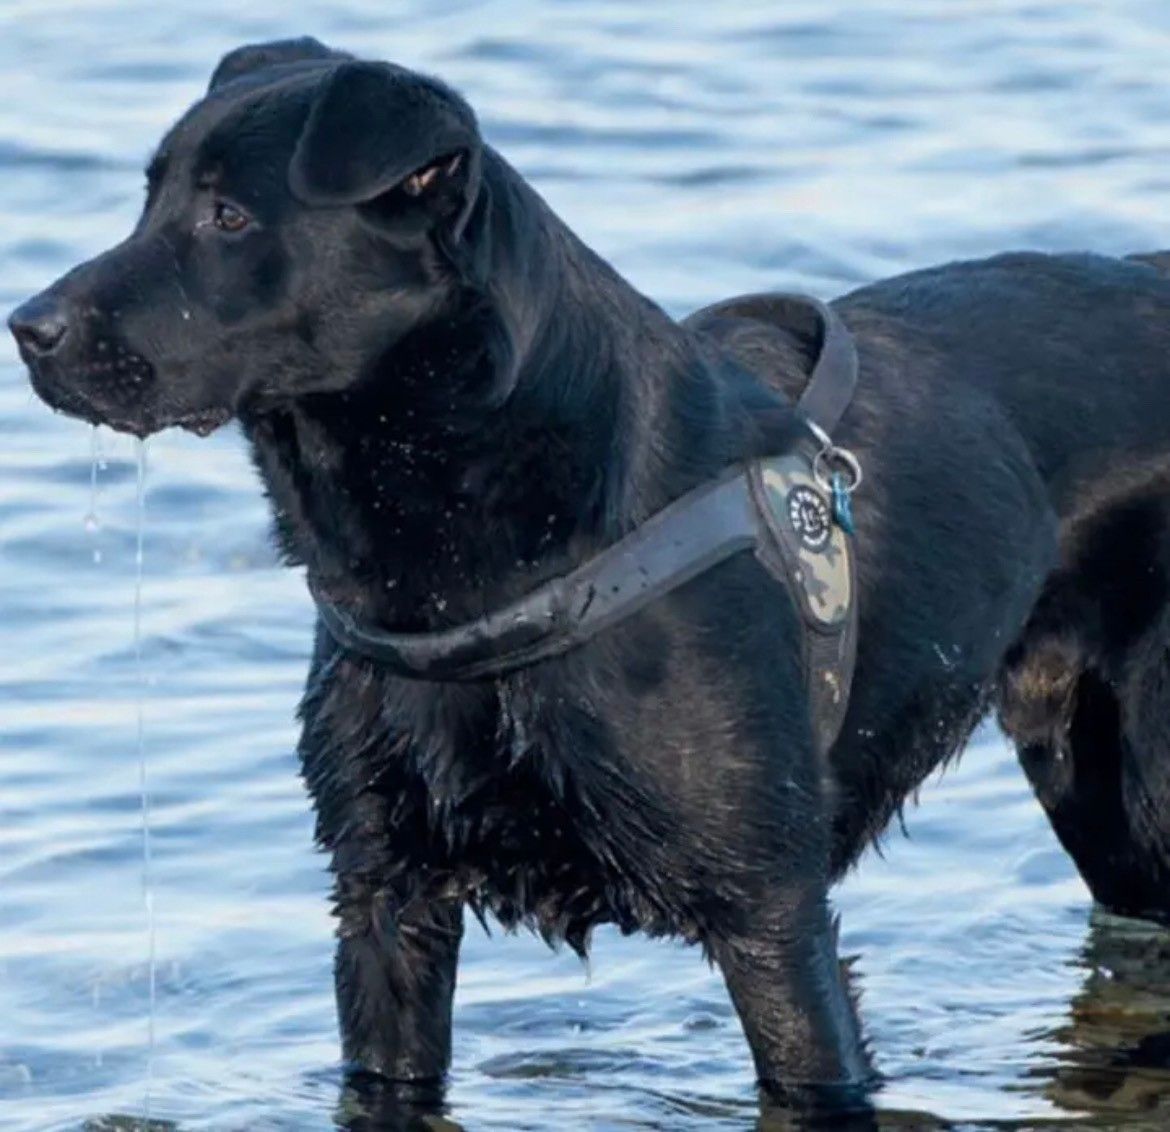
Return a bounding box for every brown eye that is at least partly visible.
[212,200,249,233]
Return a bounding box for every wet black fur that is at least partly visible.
[998,459,1170,923]
[13,37,1170,1120]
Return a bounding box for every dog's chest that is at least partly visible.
[430,688,664,946]
[305,659,684,949]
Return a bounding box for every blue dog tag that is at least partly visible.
[831,472,855,535]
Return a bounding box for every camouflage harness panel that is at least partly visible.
[748,442,858,757]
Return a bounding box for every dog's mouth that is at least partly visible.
[29,367,233,439]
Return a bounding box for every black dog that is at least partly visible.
[12,37,1170,1115]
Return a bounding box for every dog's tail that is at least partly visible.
[1127,251,1170,275]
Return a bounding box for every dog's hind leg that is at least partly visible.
[334,887,464,1095]
[709,885,871,1110]
[1108,618,1170,920]
[1002,621,1170,925]
[998,628,1085,816]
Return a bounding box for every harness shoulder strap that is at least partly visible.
[687,292,861,755]
[689,291,858,436]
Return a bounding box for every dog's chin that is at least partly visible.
[95,406,234,439]
[29,375,233,439]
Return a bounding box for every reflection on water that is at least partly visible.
[1033,911,1170,1128]
[2,1,1170,1129]
[84,1120,178,1132]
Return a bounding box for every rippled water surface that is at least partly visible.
[4,2,1170,1129]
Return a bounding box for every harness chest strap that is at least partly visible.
[311,294,860,758]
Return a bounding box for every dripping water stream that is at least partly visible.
[134,438,157,1124]
[84,426,102,563]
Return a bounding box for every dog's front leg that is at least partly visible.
[334,883,464,1095]
[710,887,871,1112]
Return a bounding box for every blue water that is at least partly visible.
[3,2,1170,1129]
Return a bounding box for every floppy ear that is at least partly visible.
[288,61,483,240]
[208,37,351,92]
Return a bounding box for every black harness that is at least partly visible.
[311,293,861,757]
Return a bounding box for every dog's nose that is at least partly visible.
[9,294,70,358]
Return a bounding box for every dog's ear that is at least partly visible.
[208,38,350,92]
[289,61,482,240]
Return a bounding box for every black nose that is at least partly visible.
[9,294,70,358]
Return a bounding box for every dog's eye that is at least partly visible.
[212,200,250,234]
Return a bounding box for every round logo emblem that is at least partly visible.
[787,485,831,551]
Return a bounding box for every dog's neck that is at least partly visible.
[244,152,794,630]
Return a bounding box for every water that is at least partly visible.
[1,1,1170,1129]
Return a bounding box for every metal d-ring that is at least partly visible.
[813,445,862,494]
[809,418,863,496]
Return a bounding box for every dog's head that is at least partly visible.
[9,38,501,437]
